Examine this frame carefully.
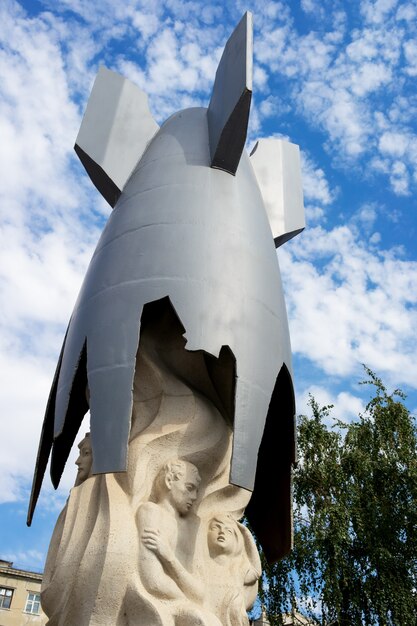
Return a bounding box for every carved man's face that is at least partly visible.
[75,438,93,485]
[208,517,237,555]
[168,467,199,516]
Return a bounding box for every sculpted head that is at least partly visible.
[75,433,93,486]
[207,514,243,558]
[153,459,201,516]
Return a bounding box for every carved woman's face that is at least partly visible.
[208,517,237,556]
[75,438,93,485]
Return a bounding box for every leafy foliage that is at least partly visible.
[259,368,417,626]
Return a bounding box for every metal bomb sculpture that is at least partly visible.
[29,13,304,626]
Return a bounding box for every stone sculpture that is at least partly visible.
[137,459,202,602]
[205,514,261,625]
[29,11,304,626]
[74,432,92,486]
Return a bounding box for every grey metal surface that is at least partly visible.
[28,13,305,561]
[250,138,305,247]
[55,106,293,486]
[75,67,159,207]
[208,12,252,174]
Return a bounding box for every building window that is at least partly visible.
[0,587,13,609]
[25,592,41,615]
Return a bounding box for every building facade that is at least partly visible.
[0,560,46,626]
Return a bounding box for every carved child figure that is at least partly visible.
[137,459,204,604]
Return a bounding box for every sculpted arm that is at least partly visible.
[137,503,183,599]
[137,503,204,603]
[142,527,204,604]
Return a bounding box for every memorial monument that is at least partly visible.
[28,12,304,625]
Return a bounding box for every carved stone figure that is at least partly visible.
[137,460,203,601]
[205,514,261,625]
[29,10,304,626]
[74,432,92,486]
[41,313,255,625]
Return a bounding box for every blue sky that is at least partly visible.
[1,0,416,573]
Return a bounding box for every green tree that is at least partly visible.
[259,368,417,626]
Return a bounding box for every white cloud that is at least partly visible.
[297,386,365,424]
[396,2,417,22]
[255,25,291,68]
[12,0,411,202]
[301,152,335,207]
[379,131,409,156]
[253,65,269,92]
[251,2,417,195]
[390,160,410,194]
[403,38,417,76]
[353,202,378,231]
[300,0,319,14]
[361,0,399,24]
[0,1,102,505]
[280,224,417,387]
[349,61,392,97]
[242,0,290,28]
[131,10,161,41]
[305,205,325,223]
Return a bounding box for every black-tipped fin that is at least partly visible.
[208,12,253,175]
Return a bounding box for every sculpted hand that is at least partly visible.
[142,528,174,563]
[141,526,204,603]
